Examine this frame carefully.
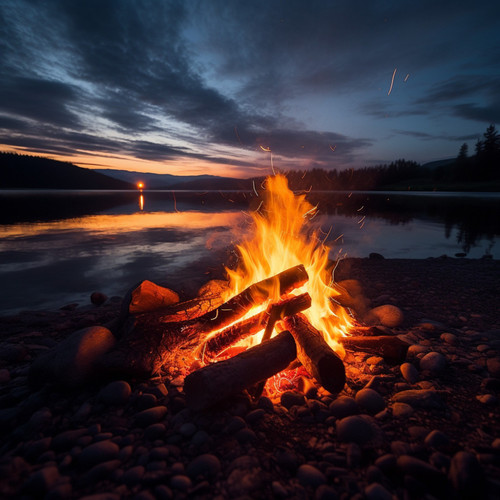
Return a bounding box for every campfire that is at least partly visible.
[32,174,409,407]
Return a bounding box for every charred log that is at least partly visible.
[284,314,346,394]
[184,330,297,411]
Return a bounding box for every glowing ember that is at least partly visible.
[222,174,351,355]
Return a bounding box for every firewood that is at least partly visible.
[99,265,309,379]
[201,292,312,361]
[340,335,410,363]
[284,314,346,394]
[184,330,297,410]
[128,280,180,314]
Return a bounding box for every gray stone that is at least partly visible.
[392,389,445,409]
[336,415,376,445]
[424,430,450,450]
[29,326,116,387]
[134,406,167,427]
[179,422,197,437]
[364,482,392,500]
[329,396,359,418]
[400,363,419,384]
[297,464,327,487]
[355,388,385,415]
[97,380,131,406]
[449,451,485,498]
[78,440,120,468]
[186,454,221,481]
[419,351,446,374]
[374,454,397,473]
[365,304,404,327]
[280,390,305,409]
[0,344,28,363]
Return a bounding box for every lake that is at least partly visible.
[0,189,499,315]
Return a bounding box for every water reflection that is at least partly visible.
[139,194,144,211]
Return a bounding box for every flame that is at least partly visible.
[223,174,351,355]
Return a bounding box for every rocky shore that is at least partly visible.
[0,257,499,499]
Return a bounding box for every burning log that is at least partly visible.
[99,265,308,379]
[184,330,297,410]
[201,292,312,361]
[340,335,410,363]
[284,314,346,394]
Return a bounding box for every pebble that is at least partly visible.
[391,402,414,417]
[97,380,131,406]
[440,333,457,345]
[144,423,166,440]
[296,464,327,487]
[134,406,168,427]
[170,474,192,492]
[424,430,450,451]
[78,440,120,467]
[186,454,221,481]
[448,451,484,497]
[366,304,404,327]
[400,362,419,384]
[90,292,108,306]
[121,465,145,486]
[397,455,443,485]
[280,390,305,409]
[336,415,376,445]
[475,394,497,405]
[419,351,447,373]
[355,388,385,415]
[0,368,10,383]
[486,357,500,378]
[329,396,359,418]
[22,466,60,494]
[364,482,392,500]
[315,484,339,500]
[392,389,445,409]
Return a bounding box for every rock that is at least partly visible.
[365,304,404,327]
[144,423,166,441]
[90,292,108,306]
[280,391,305,409]
[79,440,120,468]
[179,422,197,437]
[400,363,419,384]
[121,465,145,486]
[336,415,376,445]
[98,380,131,406]
[391,402,414,417]
[375,454,397,474]
[186,454,221,481]
[29,326,116,387]
[424,430,450,451]
[52,429,88,451]
[297,464,327,487]
[246,408,266,424]
[397,455,443,486]
[355,388,385,415]
[440,333,457,345]
[369,252,385,260]
[486,357,500,378]
[392,390,445,409]
[448,451,485,498]
[315,484,339,500]
[129,280,179,314]
[22,466,60,494]
[0,344,28,363]
[476,394,498,405]
[0,368,10,383]
[134,406,168,427]
[364,482,392,500]
[170,475,192,492]
[419,352,447,374]
[329,396,359,418]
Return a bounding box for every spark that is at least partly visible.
[321,225,332,245]
[210,309,219,320]
[329,144,337,152]
[388,67,397,95]
[357,205,364,212]
[302,204,319,218]
[334,233,344,242]
[404,73,410,82]
[255,200,264,213]
[359,220,366,229]
[252,180,259,197]
[358,215,366,224]
[259,145,271,152]
[271,152,276,175]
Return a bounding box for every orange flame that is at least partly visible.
[223,174,351,355]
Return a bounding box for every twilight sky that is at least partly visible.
[1,0,499,177]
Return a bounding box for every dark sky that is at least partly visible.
[1,0,499,177]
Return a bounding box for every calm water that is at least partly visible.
[0,189,499,315]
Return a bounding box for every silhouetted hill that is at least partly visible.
[1,153,134,189]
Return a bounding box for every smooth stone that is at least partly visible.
[424,430,450,450]
[90,292,108,306]
[476,394,497,405]
[419,352,447,374]
[280,391,305,409]
[391,402,414,417]
[190,430,211,447]
[0,344,28,363]
[400,363,419,384]
[179,422,197,437]
[365,304,404,327]
[22,466,60,494]
[364,482,392,500]
[78,440,120,467]
[397,455,443,485]
[121,465,145,486]
[257,396,274,412]
[392,390,445,409]
[83,460,121,483]
[134,406,167,427]
[29,326,116,387]
[98,380,131,406]
[440,333,457,345]
[226,416,246,434]
[336,415,376,445]
[355,388,385,415]
[271,481,288,497]
[429,451,451,472]
[374,454,397,473]
[186,454,221,481]
[486,358,500,378]
[144,423,166,441]
[315,484,339,500]
[52,429,88,451]
[448,451,485,497]
[296,464,327,487]
[246,408,266,424]
[235,428,257,444]
[329,396,359,418]
[369,252,385,260]
[0,368,11,383]
[170,474,192,492]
